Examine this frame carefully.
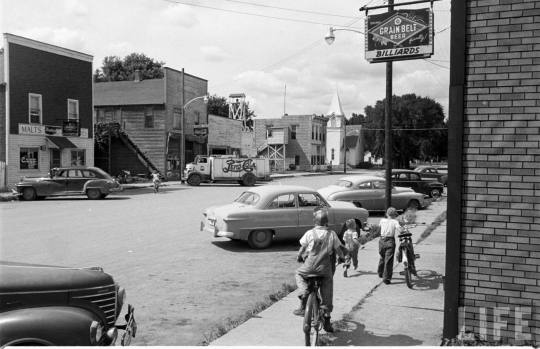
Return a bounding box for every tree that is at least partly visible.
[207,94,257,119]
[346,113,366,125]
[94,53,165,82]
[362,94,447,168]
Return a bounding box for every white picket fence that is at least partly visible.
[0,161,6,190]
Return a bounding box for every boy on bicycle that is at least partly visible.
[151,171,161,193]
[293,209,345,333]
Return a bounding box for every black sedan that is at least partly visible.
[16,167,122,200]
[391,169,444,198]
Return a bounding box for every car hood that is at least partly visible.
[18,176,49,183]
[393,186,416,193]
[318,185,348,198]
[205,202,258,217]
[0,261,115,293]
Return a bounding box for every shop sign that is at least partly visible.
[193,125,208,137]
[19,123,45,135]
[365,8,433,63]
[63,120,79,137]
[45,125,62,136]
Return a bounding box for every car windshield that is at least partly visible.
[234,191,260,206]
[334,180,353,188]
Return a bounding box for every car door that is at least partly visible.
[46,169,68,195]
[297,192,328,233]
[409,172,425,193]
[263,193,298,238]
[66,169,87,193]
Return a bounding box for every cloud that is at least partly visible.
[63,0,88,17]
[200,45,230,62]
[17,27,86,52]
[161,4,199,28]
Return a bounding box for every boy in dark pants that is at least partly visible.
[377,207,403,284]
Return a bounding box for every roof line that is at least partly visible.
[3,33,93,62]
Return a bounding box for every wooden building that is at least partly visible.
[93,67,208,178]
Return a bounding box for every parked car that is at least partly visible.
[317,175,428,212]
[201,185,369,249]
[391,169,444,198]
[0,261,136,346]
[16,167,123,200]
[413,165,448,185]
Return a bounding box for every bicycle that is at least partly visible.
[397,224,420,289]
[303,276,324,346]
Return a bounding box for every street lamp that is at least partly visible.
[180,94,209,179]
[325,24,393,209]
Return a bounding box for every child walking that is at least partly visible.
[342,219,361,272]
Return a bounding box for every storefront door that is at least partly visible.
[50,149,61,169]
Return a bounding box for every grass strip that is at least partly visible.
[200,282,297,345]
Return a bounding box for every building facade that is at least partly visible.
[94,67,208,178]
[254,114,327,172]
[207,113,256,156]
[445,0,540,344]
[1,33,94,188]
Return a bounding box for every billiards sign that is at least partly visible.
[365,8,433,63]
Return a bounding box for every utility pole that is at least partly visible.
[384,0,394,210]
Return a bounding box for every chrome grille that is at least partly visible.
[71,285,117,326]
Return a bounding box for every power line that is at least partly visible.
[162,0,363,28]
[218,0,358,19]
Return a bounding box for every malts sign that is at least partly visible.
[365,8,433,63]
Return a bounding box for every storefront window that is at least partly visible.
[20,148,39,169]
[71,150,86,166]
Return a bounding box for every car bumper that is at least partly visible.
[109,186,123,193]
[200,221,236,238]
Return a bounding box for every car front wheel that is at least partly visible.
[21,187,37,201]
[430,188,442,198]
[86,188,102,200]
[248,230,273,249]
[407,199,420,210]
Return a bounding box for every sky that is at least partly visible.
[1,0,451,119]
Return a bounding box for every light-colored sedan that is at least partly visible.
[201,185,369,249]
[318,175,428,212]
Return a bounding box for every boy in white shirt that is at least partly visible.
[342,219,360,271]
[377,207,403,284]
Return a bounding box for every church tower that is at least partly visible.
[325,89,346,167]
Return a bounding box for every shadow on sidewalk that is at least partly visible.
[324,320,423,346]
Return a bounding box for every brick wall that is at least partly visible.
[459,0,540,343]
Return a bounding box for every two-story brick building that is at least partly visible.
[1,33,94,188]
[93,67,208,178]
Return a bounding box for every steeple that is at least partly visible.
[326,89,345,117]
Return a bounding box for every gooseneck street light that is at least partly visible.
[180,94,209,179]
[325,21,393,209]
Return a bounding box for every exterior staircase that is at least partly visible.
[117,131,160,174]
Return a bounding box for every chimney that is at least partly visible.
[134,69,142,82]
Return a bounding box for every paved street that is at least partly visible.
[1,174,386,345]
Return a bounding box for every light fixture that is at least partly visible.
[325,27,336,45]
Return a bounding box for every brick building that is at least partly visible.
[445,0,540,344]
[254,114,327,172]
[94,67,207,178]
[1,33,94,188]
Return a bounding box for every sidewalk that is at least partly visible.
[210,199,447,346]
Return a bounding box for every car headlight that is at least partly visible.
[90,321,104,344]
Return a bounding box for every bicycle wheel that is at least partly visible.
[404,261,413,289]
[304,293,320,346]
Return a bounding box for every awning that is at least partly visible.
[46,136,77,149]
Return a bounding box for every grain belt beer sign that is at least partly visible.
[365,8,433,63]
